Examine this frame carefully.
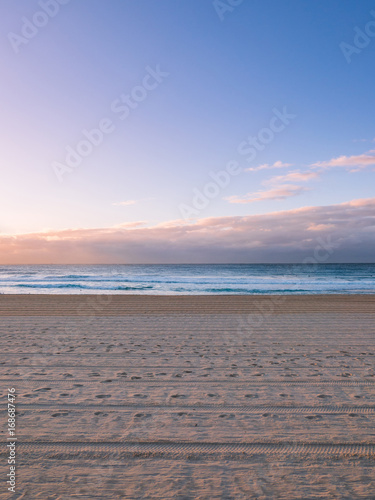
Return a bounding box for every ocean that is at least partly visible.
[0,264,374,294]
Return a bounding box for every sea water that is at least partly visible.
[0,264,374,294]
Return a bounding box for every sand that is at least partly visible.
[0,294,374,499]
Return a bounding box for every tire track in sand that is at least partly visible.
[17,403,375,414]
[11,441,375,458]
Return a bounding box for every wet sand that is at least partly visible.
[0,295,374,499]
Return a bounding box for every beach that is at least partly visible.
[1,294,374,499]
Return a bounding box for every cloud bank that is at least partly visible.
[1,198,374,264]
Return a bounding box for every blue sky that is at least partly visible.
[1,0,375,262]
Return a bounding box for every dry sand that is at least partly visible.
[0,294,374,499]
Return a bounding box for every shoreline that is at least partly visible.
[1,293,375,316]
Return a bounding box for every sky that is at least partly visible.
[1,0,375,263]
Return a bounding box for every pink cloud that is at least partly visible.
[225,184,307,204]
[114,221,148,228]
[1,198,375,264]
[312,150,375,170]
[231,169,318,204]
[245,161,293,172]
[307,223,335,232]
[112,200,137,206]
[265,171,319,185]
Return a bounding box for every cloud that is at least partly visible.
[245,161,293,172]
[264,170,319,185]
[312,150,375,171]
[225,184,307,204]
[227,169,317,204]
[307,223,335,232]
[112,200,137,206]
[114,221,148,228]
[1,198,374,264]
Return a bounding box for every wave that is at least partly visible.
[114,285,154,290]
[15,283,154,291]
[16,283,89,289]
[203,288,310,294]
[42,275,92,280]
